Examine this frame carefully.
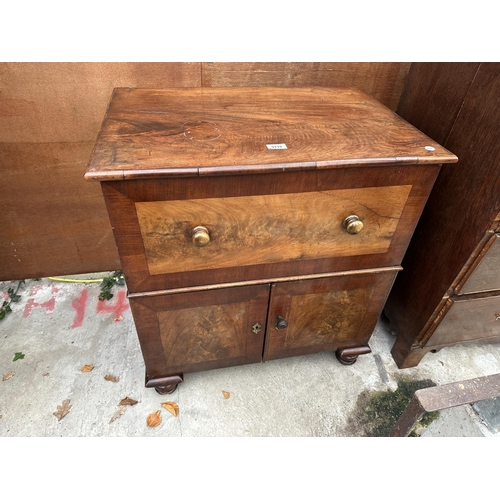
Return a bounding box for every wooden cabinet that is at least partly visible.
[384,63,500,368]
[85,87,456,393]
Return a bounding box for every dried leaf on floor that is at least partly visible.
[109,406,127,423]
[53,399,72,421]
[161,402,179,417]
[146,410,162,427]
[13,352,25,362]
[3,372,15,381]
[81,364,94,372]
[222,391,230,399]
[119,397,138,406]
[114,316,124,322]
[104,374,119,382]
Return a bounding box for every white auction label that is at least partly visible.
[266,143,287,150]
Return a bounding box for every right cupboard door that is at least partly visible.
[263,271,398,361]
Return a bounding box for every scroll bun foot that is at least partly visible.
[155,384,179,395]
[145,373,184,394]
[335,346,372,365]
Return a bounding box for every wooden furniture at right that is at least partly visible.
[390,373,500,437]
[384,63,500,368]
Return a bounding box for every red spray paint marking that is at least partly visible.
[23,297,56,318]
[2,292,9,301]
[96,290,129,321]
[23,284,60,317]
[29,286,42,296]
[30,285,60,296]
[71,288,88,328]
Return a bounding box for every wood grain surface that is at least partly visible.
[86,87,456,180]
[129,271,400,377]
[264,271,397,360]
[136,185,412,275]
[384,63,500,356]
[395,63,480,145]
[0,62,439,280]
[0,141,119,278]
[129,285,270,377]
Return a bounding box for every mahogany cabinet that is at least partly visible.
[384,63,500,368]
[85,87,456,393]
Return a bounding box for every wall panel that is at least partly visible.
[201,62,410,110]
[0,63,200,280]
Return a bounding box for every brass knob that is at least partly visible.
[275,315,288,330]
[191,226,210,247]
[343,215,364,234]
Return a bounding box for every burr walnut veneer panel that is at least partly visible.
[135,185,411,276]
[264,271,398,361]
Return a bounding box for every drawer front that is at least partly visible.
[458,233,500,295]
[264,270,398,361]
[129,285,270,379]
[426,293,500,347]
[136,185,411,276]
[103,166,439,293]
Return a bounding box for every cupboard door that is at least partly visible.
[129,285,270,380]
[263,271,398,361]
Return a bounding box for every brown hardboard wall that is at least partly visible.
[0,62,410,281]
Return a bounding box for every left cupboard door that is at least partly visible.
[129,285,271,382]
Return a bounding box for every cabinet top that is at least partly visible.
[85,87,457,181]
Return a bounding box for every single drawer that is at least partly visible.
[103,165,438,293]
[136,184,410,275]
[458,233,500,295]
[426,293,500,347]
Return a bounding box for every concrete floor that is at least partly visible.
[1,275,500,438]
